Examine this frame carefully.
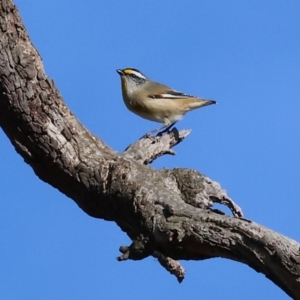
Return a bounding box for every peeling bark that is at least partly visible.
[0,1,300,298]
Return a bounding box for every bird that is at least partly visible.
[116,68,216,136]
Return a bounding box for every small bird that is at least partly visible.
[116,68,216,135]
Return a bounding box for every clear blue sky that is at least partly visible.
[1,1,300,299]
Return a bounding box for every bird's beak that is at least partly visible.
[116,69,124,76]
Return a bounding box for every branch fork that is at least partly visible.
[119,129,244,281]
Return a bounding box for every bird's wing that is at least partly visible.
[148,89,195,99]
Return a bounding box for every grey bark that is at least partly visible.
[1,1,300,298]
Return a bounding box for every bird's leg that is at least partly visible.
[157,122,177,136]
[140,124,167,139]
[140,120,177,139]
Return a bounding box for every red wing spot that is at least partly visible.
[148,94,163,99]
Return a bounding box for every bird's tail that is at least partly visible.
[187,98,216,110]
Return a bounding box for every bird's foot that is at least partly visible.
[139,132,155,140]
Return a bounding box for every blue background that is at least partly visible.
[1,1,300,299]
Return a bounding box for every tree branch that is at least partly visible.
[123,128,191,164]
[1,1,300,298]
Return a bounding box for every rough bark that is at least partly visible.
[1,1,300,298]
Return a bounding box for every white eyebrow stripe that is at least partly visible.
[130,70,147,79]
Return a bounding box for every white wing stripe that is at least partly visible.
[160,93,191,99]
